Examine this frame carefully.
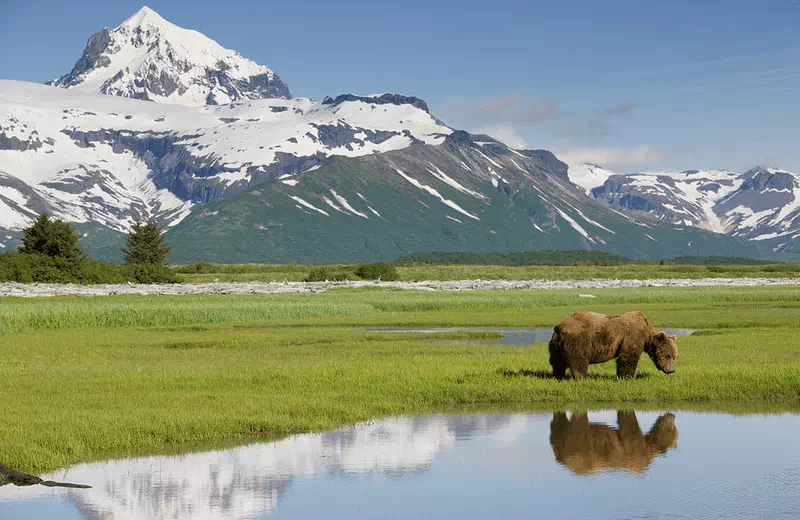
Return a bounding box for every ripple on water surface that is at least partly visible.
[1,410,798,520]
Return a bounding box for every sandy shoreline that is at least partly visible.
[0,277,798,297]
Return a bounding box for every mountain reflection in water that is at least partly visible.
[3,411,798,520]
[549,411,678,475]
[0,414,524,520]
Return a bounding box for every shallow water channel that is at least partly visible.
[2,411,798,519]
[367,327,695,346]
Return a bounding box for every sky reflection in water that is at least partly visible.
[1,411,798,520]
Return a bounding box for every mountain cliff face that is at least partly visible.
[47,6,290,106]
[0,7,776,261]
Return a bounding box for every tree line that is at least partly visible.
[0,215,176,284]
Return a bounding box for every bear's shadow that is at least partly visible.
[499,369,651,381]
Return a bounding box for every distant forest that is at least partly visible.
[395,251,775,266]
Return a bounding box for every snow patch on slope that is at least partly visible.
[394,169,480,221]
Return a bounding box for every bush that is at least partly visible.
[123,264,179,284]
[304,268,353,282]
[79,260,128,284]
[175,262,218,274]
[0,253,127,284]
[355,262,398,281]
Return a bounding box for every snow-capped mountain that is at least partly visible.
[164,131,757,263]
[0,79,450,236]
[0,7,775,260]
[48,6,290,106]
[582,165,800,252]
[717,168,800,249]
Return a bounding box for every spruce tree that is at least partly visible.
[19,214,84,263]
[123,221,171,265]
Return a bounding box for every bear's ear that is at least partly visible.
[669,335,677,341]
[656,332,667,341]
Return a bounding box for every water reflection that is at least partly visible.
[549,411,678,475]
[0,414,523,520]
[367,327,695,346]
[3,411,798,520]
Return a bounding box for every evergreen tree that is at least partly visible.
[124,221,171,265]
[19,214,84,262]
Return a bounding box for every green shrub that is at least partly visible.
[79,260,128,284]
[304,268,353,282]
[355,262,398,281]
[124,264,179,284]
[0,253,128,284]
[175,262,218,274]
[762,264,800,273]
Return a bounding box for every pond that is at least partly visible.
[1,410,798,519]
[367,327,695,346]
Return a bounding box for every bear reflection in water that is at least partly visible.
[549,411,678,475]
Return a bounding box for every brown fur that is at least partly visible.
[549,411,678,474]
[548,311,678,380]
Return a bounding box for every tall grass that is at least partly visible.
[3,286,800,333]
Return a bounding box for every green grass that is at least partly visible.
[1,285,799,474]
[172,262,800,283]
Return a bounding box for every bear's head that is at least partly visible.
[646,332,678,374]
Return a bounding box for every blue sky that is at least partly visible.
[2,0,799,172]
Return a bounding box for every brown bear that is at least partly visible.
[549,411,678,474]
[548,311,678,380]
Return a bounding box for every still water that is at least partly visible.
[367,327,695,346]
[2,411,798,519]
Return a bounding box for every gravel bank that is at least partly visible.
[1,277,798,298]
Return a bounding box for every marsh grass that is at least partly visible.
[1,285,799,473]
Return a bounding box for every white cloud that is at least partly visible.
[553,144,663,170]
[440,91,558,128]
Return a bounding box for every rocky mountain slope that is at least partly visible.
[48,7,290,106]
[584,166,800,254]
[165,132,757,263]
[0,7,772,261]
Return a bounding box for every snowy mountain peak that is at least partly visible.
[120,6,168,28]
[47,7,291,106]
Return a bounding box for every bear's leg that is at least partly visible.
[569,358,589,380]
[616,353,641,379]
[549,349,568,380]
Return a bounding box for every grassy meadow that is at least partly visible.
[1,285,800,473]
[171,261,800,283]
